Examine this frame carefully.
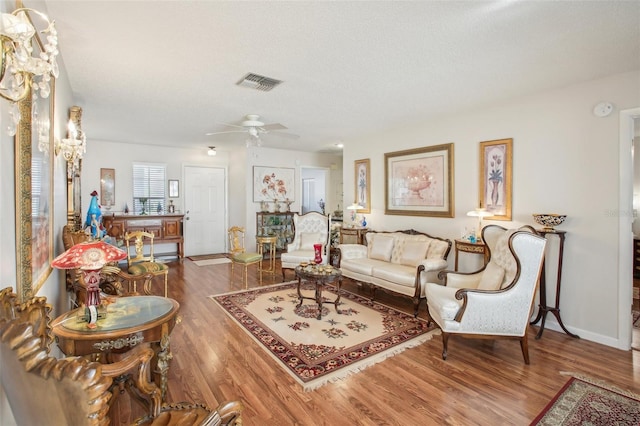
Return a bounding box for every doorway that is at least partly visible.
[183,166,227,256]
[300,167,329,214]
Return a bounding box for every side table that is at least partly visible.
[454,239,489,271]
[340,227,369,245]
[51,296,180,402]
[256,235,277,275]
[529,230,579,339]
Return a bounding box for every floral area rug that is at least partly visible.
[531,373,640,425]
[210,281,438,391]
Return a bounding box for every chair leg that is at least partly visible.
[163,272,168,298]
[441,332,449,360]
[520,334,530,365]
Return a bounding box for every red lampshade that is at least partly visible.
[52,240,126,270]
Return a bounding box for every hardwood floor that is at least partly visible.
[111,259,640,425]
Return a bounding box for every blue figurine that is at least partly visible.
[85,190,106,239]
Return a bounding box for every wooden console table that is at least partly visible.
[454,239,489,271]
[103,213,184,258]
[340,226,369,245]
[529,230,579,339]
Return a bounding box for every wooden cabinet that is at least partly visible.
[103,213,185,258]
[256,212,296,257]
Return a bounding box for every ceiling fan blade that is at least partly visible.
[205,130,247,136]
[217,121,245,129]
[261,123,287,131]
[265,130,300,140]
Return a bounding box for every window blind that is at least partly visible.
[132,163,166,214]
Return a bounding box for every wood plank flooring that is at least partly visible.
[111,259,640,425]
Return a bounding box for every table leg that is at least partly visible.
[334,278,342,314]
[315,281,323,320]
[296,277,303,308]
[155,327,172,402]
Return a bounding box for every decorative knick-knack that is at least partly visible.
[362,216,367,227]
[168,200,175,213]
[124,203,129,214]
[314,243,323,264]
[157,203,162,214]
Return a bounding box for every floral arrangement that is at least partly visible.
[489,155,503,182]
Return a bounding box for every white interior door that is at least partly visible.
[184,166,226,256]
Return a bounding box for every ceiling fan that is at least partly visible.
[206,114,299,146]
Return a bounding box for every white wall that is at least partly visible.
[343,71,640,347]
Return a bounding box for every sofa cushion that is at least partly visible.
[299,232,322,250]
[371,263,417,287]
[427,239,449,259]
[341,257,384,276]
[477,262,505,290]
[399,240,431,267]
[368,234,395,262]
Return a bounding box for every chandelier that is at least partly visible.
[0,8,59,134]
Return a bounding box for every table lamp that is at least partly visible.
[52,240,127,326]
[466,208,493,241]
[346,202,364,227]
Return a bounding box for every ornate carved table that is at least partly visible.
[295,264,342,320]
[51,296,180,402]
[454,239,489,271]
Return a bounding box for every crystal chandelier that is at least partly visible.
[0,8,59,135]
[55,106,86,175]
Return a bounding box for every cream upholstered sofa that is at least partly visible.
[337,229,452,316]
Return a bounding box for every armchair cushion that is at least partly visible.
[477,261,505,290]
[368,234,395,262]
[299,232,323,250]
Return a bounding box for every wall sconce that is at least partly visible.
[207,146,217,156]
[0,8,59,134]
[55,106,86,174]
[467,208,493,241]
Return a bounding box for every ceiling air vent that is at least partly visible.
[236,73,282,92]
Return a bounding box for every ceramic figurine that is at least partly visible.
[84,190,106,239]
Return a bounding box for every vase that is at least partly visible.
[313,243,323,264]
[490,180,499,206]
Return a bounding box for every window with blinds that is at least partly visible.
[132,163,167,214]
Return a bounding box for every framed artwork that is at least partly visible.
[385,143,455,217]
[100,168,115,208]
[253,166,295,202]
[168,179,179,198]
[15,80,55,302]
[354,159,371,213]
[479,138,512,220]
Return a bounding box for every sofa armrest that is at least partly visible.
[419,258,448,272]
[337,244,367,259]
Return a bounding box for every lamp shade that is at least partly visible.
[347,202,364,210]
[52,240,126,270]
[466,209,493,218]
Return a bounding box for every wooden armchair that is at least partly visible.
[0,287,244,425]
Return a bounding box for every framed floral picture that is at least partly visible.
[479,138,512,220]
[384,143,455,217]
[253,166,295,202]
[354,158,371,213]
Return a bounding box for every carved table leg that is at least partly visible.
[155,324,173,402]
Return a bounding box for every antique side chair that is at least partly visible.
[124,230,170,297]
[228,226,263,287]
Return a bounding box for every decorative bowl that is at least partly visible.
[532,214,566,231]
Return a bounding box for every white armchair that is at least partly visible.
[281,212,330,280]
[425,225,546,364]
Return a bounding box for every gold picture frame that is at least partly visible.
[100,168,115,208]
[479,138,512,220]
[385,143,454,217]
[15,79,55,302]
[354,158,371,213]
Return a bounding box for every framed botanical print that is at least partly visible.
[354,158,371,213]
[479,138,512,220]
[385,143,454,217]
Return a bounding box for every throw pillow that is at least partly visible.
[400,240,431,267]
[477,262,505,290]
[369,234,395,262]
[299,232,322,250]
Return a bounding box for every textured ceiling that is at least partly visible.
[42,1,640,154]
